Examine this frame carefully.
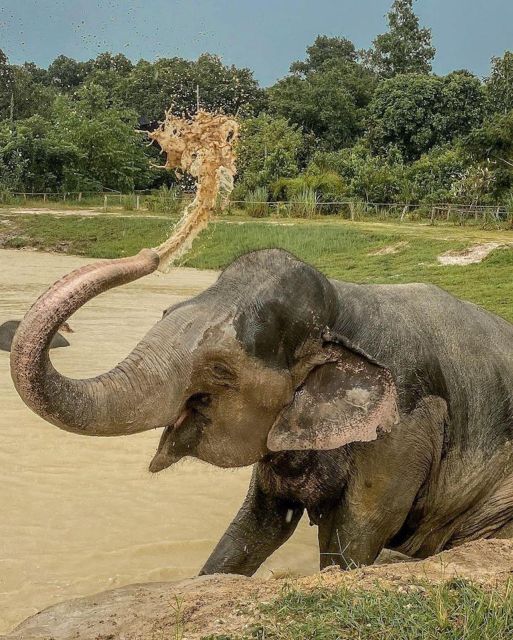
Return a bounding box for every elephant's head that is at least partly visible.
[10,249,398,473]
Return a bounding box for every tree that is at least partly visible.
[269,61,376,150]
[1,92,153,193]
[486,51,513,115]
[366,72,485,161]
[235,114,303,192]
[402,147,467,203]
[366,0,435,77]
[290,35,357,75]
[47,55,92,90]
[8,66,56,120]
[0,49,15,120]
[118,54,265,122]
[463,110,513,197]
[1,114,81,192]
[0,121,26,191]
[93,52,133,75]
[53,93,152,192]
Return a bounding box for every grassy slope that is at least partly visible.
[2,213,513,321]
[211,579,513,640]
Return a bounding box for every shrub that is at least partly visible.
[271,171,345,212]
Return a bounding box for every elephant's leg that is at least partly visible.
[200,472,304,577]
[318,505,388,570]
[318,399,444,569]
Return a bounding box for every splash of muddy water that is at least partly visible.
[147,110,239,271]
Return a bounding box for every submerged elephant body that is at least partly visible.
[0,320,71,353]
[10,249,513,574]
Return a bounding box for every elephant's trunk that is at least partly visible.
[10,249,190,436]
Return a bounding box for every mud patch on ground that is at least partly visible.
[438,242,510,265]
[369,241,409,256]
[6,540,513,640]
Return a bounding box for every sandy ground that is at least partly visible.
[0,249,319,634]
[438,242,510,265]
[5,539,513,640]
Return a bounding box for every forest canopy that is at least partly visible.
[1,0,513,207]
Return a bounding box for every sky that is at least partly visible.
[0,0,512,85]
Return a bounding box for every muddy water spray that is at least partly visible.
[147,110,239,271]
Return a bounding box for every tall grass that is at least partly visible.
[244,187,270,218]
[288,187,318,218]
[146,185,183,215]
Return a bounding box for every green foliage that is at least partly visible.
[0,49,55,121]
[366,0,436,77]
[367,72,486,161]
[146,185,183,214]
[244,187,270,218]
[118,54,264,122]
[47,55,92,90]
[236,114,303,193]
[350,155,401,203]
[0,22,511,206]
[288,187,318,218]
[0,93,151,193]
[450,164,496,205]
[486,51,513,115]
[271,172,346,205]
[0,48,15,119]
[463,110,513,197]
[290,35,357,75]
[402,147,467,203]
[269,60,376,150]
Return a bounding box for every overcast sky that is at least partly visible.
[1,0,512,85]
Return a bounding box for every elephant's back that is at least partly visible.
[331,280,513,447]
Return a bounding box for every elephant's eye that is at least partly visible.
[208,361,238,388]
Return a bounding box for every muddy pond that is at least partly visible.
[0,249,318,633]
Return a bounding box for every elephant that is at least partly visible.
[1,320,72,353]
[10,248,513,575]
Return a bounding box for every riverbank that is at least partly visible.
[6,539,513,639]
[2,209,513,320]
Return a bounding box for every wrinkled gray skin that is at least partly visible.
[0,320,70,352]
[10,249,513,575]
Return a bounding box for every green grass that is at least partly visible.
[203,579,513,640]
[2,213,513,321]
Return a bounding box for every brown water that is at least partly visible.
[0,249,318,633]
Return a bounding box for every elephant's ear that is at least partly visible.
[267,337,399,452]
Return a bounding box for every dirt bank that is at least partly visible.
[5,540,513,640]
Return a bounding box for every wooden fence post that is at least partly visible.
[78,192,82,203]
[103,195,108,212]
[136,195,140,210]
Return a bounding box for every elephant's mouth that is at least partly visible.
[148,393,211,473]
